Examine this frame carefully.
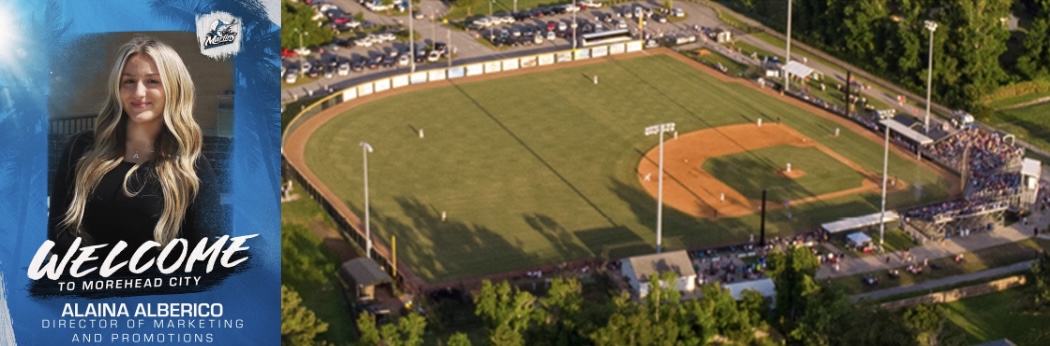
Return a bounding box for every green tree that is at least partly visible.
[281,224,334,287]
[768,246,820,331]
[359,312,427,346]
[446,332,472,346]
[281,0,333,50]
[1018,0,1050,78]
[738,289,768,328]
[937,0,1012,108]
[902,304,966,346]
[590,272,685,346]
[1033,251,1050,310]
[356,312,382,346]
[474,280,543,343]
[282,285,330,345]
[534,277,585,345]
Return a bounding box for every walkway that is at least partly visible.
[851,260,1033,302]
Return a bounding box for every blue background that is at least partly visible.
[0,1,281,344]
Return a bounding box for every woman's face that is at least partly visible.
[119,54,166,126]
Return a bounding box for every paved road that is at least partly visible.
[851,260,1034,302]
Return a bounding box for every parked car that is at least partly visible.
[546,30,556,41]
[427,50,441,62]
[323,67,334,79]
[338,62,351,76]
[653,14,667,23]
[397,54,410,66]
[281,48,297,57]
[351,58,365,72]
[672,7,685,17]
[367,55,382,69]
[579,0,603,8]
[284,71,299,84]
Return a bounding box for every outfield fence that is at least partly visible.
[282,41,645,293]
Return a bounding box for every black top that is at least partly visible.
[49,131,223,257]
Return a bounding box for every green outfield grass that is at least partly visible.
[303,54,954,283]
[704,145,866,203]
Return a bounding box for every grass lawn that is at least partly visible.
[944,285,1050,346]
[282,197,357,345]
[303,53,954,283]
[987,101,1050,154]
[828,238,1050,296]
[704,146,866,202]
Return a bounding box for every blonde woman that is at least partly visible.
[49,37,221,257]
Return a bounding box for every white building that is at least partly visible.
[621,250,697,298]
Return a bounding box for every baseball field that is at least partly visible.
[299,51,957,283]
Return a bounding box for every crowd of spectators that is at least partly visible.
[903,199,1011,223]
[904,127,1026,223]
[926,128,1024,175]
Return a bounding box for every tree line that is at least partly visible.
[285,244,1050,345]
[727,0,1050,114]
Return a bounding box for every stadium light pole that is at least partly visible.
[645,122,676,253]
[572,0,578,52]
[293,28,307,77]
[360,142,375,258]
[784,0,792,93]
[924,20,938,133]
[879,124,889,250]
[409,2,415,73]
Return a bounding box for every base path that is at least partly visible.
[637,123,905,218]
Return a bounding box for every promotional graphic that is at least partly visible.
[0,1,281,344]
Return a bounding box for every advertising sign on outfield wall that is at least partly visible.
[374,78,391,92]
[610,43,626,55]
[538,54,555,65]
[342,87,358,101]
[521,56,537,68]
[575,49,591,60]
[592,46,608,57]
[359,82,374,96]
[392,75,410,88]
[502,58,519,70]
[448,66,466,79]
[428,69,445,81]
[556,52,572,62]
[410,71,428,84]
[466,63,484,76]
[484,61,501,73]
[626,40,643,52]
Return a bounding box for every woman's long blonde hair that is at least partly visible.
[60,37,201,245]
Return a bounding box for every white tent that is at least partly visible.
[847,232,872,246]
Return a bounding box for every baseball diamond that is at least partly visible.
[284,49,959,284]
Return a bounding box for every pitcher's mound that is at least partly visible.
[779,169,806,179]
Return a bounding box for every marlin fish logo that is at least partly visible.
[203,18,239,49]
[211,19,239,37]
[197,11,242,58]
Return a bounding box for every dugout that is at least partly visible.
[341,257,393,302]
[879,119,934,147]
[821,211,900,235]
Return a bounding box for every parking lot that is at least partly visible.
[282,0,727,102]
